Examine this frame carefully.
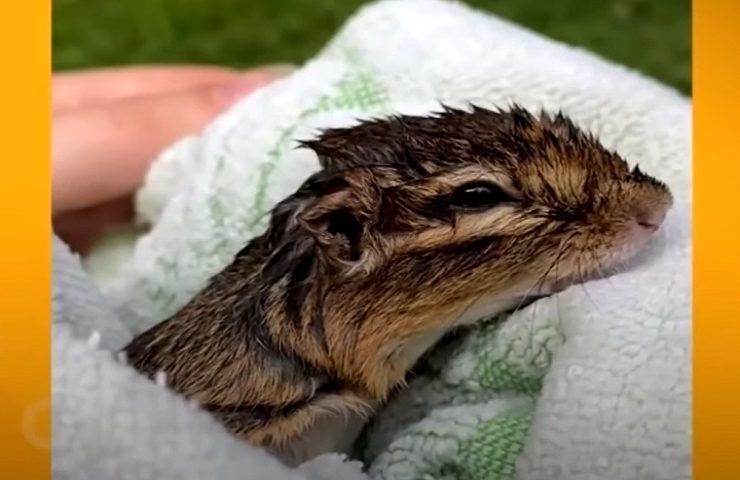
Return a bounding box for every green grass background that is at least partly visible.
[53,0,690,94]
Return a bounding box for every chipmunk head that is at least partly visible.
[251,105,672,396]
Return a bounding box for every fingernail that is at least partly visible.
[213,65,295,108]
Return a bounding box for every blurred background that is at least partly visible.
[53,0,690,94]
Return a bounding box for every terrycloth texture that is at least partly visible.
[64,0,691,479]
[53,236,369,480]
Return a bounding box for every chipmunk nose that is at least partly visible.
[634,202,668,232]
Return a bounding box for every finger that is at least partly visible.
[53,64,291,112]
[53,195,135,253]
[52,70,284,214]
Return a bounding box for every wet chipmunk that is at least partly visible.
[124,105,672,465]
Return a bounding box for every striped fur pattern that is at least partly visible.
[124,105,671,459]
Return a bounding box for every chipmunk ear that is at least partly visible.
[298,171,376,265]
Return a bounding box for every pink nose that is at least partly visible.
[635,203,668,232]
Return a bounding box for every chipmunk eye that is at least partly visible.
[450,181,511,209]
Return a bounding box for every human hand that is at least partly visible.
[52,64,291,252]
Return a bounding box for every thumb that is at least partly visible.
[52,68,290,214]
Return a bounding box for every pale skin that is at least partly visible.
[52,64,291,252]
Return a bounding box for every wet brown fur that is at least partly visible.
[124,105,672,452]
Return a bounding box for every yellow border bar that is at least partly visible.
[0,0,51,476]
[694,0,740,477]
